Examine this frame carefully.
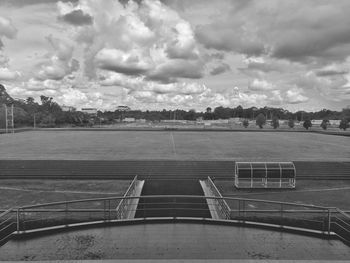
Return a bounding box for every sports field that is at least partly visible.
[0,130,349,161]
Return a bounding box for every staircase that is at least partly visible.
[135,179,211,218]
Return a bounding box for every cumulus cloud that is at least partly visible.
[100,72,208,95]
[0,16,19,81]
[58,0,205,83]
[194,0,350,64]
[248,79,275,91]
[58,9,93,26]
[0,68,20,81]
[210,63,230,75]
[36,35,79,80]
[0,16,17,39]
[285,86,309,104]
[95,48,153,76]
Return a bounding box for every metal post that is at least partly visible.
[22,209,25,232]
[108,200,111,221]
[280,203,283,227]
[104,200,106,221]
[65,202,68,225]
[4,105,8,134]
[11,104,14,134]
[328,209,331,235]
[16,209,20,233]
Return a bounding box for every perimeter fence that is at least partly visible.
[0,195,349,246]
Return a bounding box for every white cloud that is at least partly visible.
[0,67,20,81]
[248,79,275,91]
[0,16,17,39]
[35,35,79,80]
[285,86,309,104]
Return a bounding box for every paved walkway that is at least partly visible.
[0,223,349,260]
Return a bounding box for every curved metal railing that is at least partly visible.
[0,195,349,246]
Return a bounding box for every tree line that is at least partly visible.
[1,84,349,130]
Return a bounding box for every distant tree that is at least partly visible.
[320,119,329,130]
[26,97,35,104]
[339,119,349,131]
[288,119,295,129]
[303,119,312,130]
[206,107,212,113]
[271,116,279,129]
[255,113,266,129]
[242,119,249,128]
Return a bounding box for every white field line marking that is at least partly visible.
[170,132,177,157]
[0,186,120,195]
[225,186,350,196]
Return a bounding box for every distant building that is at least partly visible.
[81,108,98,115]
[329,120,341,126]
[61,105,76,112]
[311,120,323,125]
[123,117,135,122]
[116,106,131,111]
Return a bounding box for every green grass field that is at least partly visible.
[0,180,131,210]
[0,130,349,161]
[215,180,350,210]
[0,130,349,210]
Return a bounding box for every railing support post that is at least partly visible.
[328,209,331,235]
[280,203,283,227]
[65,202,68,225]
[16,208,20,233]
[108,200,111,221]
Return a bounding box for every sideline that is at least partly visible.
[225,186,350,196]
[170,132,177,157]
[0,186,120,195]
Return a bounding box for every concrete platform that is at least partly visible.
[0,223,349,260]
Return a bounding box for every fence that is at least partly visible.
[116,175,139,219]
[204,177,231,219]
[0,195,349,246]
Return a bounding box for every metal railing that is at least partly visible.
[0,195,349,246]
[0,209,16,246]
[205,177,231,219]
[116,175,139,219]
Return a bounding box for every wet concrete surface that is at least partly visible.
[0,223,349,260]
[135,179,211,218]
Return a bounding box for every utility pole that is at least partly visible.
[4,104,14,134]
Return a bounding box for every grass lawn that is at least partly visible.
[0,180,131,210]
[0,130,349,161]
[215,180,350,210]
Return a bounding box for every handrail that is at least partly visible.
[115,175,138,212]
[0,195,347,247]
[0,208,13,218]
[17,195,336,210]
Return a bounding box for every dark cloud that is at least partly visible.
[59,9,93,26]
[0,0,78,7]
[147,60,204,83]
[195,24,266,56]
[315,69,348,77]
[210,63,230,75]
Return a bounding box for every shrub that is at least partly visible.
[288,119,295,129]
[271,116,279,129]
[255,113,266,129]
[242,119,249,128]
[303,119,312,130]
[339,119,349,131]
[320,119,329,130]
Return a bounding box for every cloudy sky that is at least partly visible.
[0,0,350,111]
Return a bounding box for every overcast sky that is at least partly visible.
[0,0,349,111]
